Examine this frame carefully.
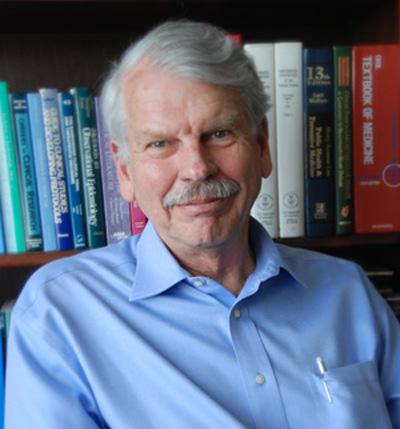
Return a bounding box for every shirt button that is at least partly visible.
[255,374,265,385]
[233,308,241,319]
[193,279,204,287]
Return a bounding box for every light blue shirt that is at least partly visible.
[5,220,400,428]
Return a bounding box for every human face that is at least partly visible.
[114,63,271,254]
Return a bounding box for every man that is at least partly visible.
[5,20,400,428]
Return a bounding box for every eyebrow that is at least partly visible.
[136,111,242,141]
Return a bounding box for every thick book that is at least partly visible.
[10,93,43,251]
[58,92,87,249]
[274,42,305,238]
[303,47,335,237]
[39,88,74,250]
[333,46,354,235]
[70,87,106,248]
[244,42,279,238]
[95,97,131,244]
[352,44,400,233]
[27,93,58,251]
[0,82,25,253]
[129,201,147,235]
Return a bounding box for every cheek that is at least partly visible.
[133,160,177,202]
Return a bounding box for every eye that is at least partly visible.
[149,140,168,150]
[212,130,229,139]
[203,129,234,147]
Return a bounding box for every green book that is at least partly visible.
[70,87,106,248]
[0,82,25,253]
[333,46,354,235]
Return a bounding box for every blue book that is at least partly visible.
[10,93,43,252]
[303,47,335,237]
[0,207,5,254]
[27,93,58,252]
[39,88,73,251]
[58,92,87,249]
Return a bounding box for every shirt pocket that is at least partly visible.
[311,360,393,429]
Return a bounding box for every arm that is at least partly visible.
[5,315,106,429]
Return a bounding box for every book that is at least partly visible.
[274,42,305,238]
[70,87,106,248]
[244,42,279,238]
[39,88,74,250]
[10,93,43,251]
[352,44,400,233]
[303,47,335,237]
[0,82,25,253]
[27,93,58,252]
[129,201,147,235]
[58,92,87,249]
[333,46,354,235]
[95,97,131,244]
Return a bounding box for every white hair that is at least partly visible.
[100,20,269,161]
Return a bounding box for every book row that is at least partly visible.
[0,43,399,254]
[246,42,400,238]
[0,85,147,254]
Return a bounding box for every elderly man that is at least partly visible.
[5,20,400,429]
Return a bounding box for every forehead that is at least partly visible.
[121,63,246,132]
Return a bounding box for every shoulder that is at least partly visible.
[13,235,141,320]
[276,243,370,295]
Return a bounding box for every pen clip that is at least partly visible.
[315,356,333,403]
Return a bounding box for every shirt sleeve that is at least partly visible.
[5,314,106,429]
[361,267,400,428]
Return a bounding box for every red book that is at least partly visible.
[352,44,400,233]
[129,201,147,235]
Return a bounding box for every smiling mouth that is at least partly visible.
[176,197,220,206]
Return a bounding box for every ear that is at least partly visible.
[110,140,136,202]
[257,118,272,178]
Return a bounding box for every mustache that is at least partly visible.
[162,178,241,209]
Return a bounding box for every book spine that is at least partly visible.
[70,87,106,248]
[0,82,25,253]
[274,42,305,238]
[129,201,147,235]
[352,45,400,233]
[27,93,58,251]
[303,47,335,237]
[10,93,43,251]
[244,43,278,238]
[333,46,354,235]
[58,92,87,249]
[95,96,131,244]
[39,88,74,250]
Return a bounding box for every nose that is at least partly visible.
[178,141,218,181]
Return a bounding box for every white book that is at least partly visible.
[244,42,278,238]
[274,42,305,238]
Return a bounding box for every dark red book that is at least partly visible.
[352,44,400,233]
[129,201,147,235]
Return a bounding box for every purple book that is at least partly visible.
[95,97,131,244]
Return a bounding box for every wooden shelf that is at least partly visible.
[277,232,400,250]
[0,249,81,268]
[0,233,399,267]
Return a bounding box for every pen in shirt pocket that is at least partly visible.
[316,356,333,403]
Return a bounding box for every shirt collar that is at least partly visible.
[129,222,188,301]
[129,218,307,302]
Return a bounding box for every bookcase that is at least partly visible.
[0,0,399,303]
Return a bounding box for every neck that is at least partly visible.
[166,228,255,296]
